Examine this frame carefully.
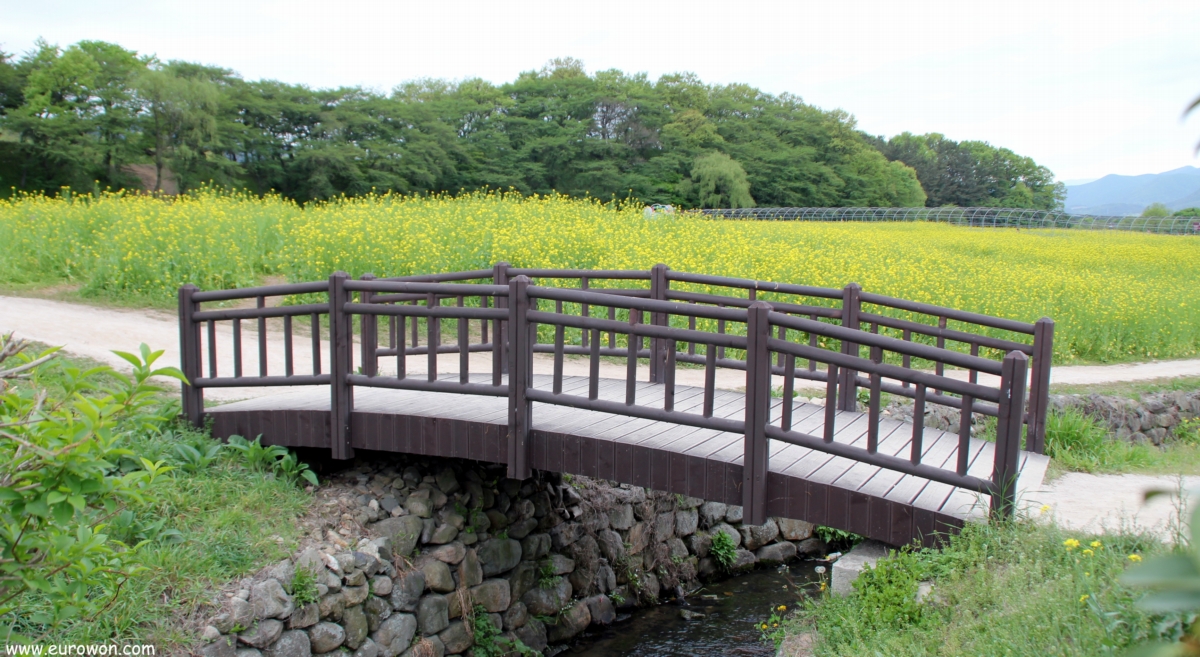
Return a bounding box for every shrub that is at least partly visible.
[851,549,928,628]
[0,336,182,638]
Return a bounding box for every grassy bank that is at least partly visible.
[2,189,1198,363]
[778,519,1174,656]
[5,346,312,647]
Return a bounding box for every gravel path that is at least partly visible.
[5,294,1199,536]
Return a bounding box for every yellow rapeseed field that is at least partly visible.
[1,189,1196,364]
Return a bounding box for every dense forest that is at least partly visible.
[0,40,1065,209]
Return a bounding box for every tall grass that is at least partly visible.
[2,189,1198,363]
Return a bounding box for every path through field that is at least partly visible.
[4,294,1199,537]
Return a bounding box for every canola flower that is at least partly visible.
[1128,554,1142,563]
[1064,538,1081,550]
[1,188,1198,363]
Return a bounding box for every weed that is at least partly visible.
[290,566,320,607]
[538,560,561,589]
[711,529,738,570]
[814,526,864,548]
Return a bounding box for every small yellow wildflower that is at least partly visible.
[1064,538,1080,550]
[761,623,768,630]
[777,605,787,612]
[1128,554,1143,563]
[1082,549,1094,557]
[1091,540,1102,549]
[1040,504,1051,513]
[1079,594,1090,603]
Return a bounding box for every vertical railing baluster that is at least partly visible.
[910,384,926,465]
[703,344,716,418]
[808,313,818,373]
[608,306,616,348]
[459,296,469,384]
[688,309,697,356]
[838,282,862,411]
[507,276,532,480]
[359,275,377,377]
[178,284,203,427]
[553,299,565,395]
[233,318,243,378]
[716,304,726,360]
[626,309,639,405]
[580,277,590,349]
[329,272,354,460]
[588,328,600,400]
[743,301,770,526]
[310,313,321,375]
[782,351,795,432]
[902,328,912,388]
[207,320,217,378]
[397,313,406,380]
[867,345,882,454]
[427,293,439,382]
[664,339,676,412]
[257,296,268,377]
[991,351,1028,520]
[823,364,839,443]
[284,315,294,377]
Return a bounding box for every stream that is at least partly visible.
[564,560,823,657]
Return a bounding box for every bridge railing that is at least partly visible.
[178,264,1048,523]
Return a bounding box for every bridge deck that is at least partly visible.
[207,375,1048,547]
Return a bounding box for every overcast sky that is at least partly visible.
[4,0,1198,182]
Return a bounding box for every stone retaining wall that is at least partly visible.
[199,456,829,657]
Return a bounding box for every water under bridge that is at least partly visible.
[177,264,1054,547]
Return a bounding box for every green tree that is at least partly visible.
[135,65,223,192]
[1141,202,1171,217]
[682,151,755,208]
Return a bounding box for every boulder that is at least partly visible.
[654,512,676,540]
[698,501,727,528]
[238,619,283,649]
[513,618,547,653]
[740,519,779,551]
[477,538,522,576]
[352,639,379,657]
[420,559,455,593]
[343,604,369,649]
[608,504,635,530]
[507,517,538,540]
[438,620,473,654]
[343,584,370,606]
[627,522,650,554]
[406,492,434,518]
[796,537,828,556]
[756,541,798,565]
[458,549,483,588]
[230,598,256,631]
[251,579,294,620]
[370,575,393,598]
[428,524,459,545]
[521,576,572,616]
[730,549,757,571]
[775,517,815,541]
[597,529,625,564]
[318,592,344,622]
[435,468,460,495]
[365,596,392,632]
[506,561,538,602]
[470,578,512,613]
[686,531,712,559]
[520,533,551,560]
[288,603,319,629]
[666,538,689,561]
[373,516,424,557]
[388,570,426,612]
[550,522,584,550]
[425,542,466,565]
[502,601,528,631]
[584,594,616,625]
[545,554,574,576]
[200,636,237,657]
[370,613,416,657]
[546,600,591,643]
[308,622,346,653]
[725,505,743,523]
[675,509,699,537]
[417,595,450,635]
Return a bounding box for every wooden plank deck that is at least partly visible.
[207,375,1048,547]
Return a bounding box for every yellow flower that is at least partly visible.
[777,605,787,612]
[1064,538,1080,550]
[1090,540,1102,549]
[1040,504,1051,513]
[1082,549,1094,557]
[761,623,768,630]
[1128,554,1143,563]
[1079,594,1090,603]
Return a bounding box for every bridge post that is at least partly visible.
[178,284,204,428]
[743,301,772,526]
[649,264,670,383]
[494,262,510,375]
[359,273,378,377]
[991,350,1028,520]
[507,275,532,480]
[1025,318,1054,454]
[838,283,862,412]
[329,271,355,460]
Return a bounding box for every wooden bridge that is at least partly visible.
[177,264,1055,547]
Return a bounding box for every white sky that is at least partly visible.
[3,0,1199,182]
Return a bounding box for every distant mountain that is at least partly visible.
[1065,166,1200,215]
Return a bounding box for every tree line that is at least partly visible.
[0,41,1065,209]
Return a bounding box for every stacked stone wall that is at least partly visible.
[200,456,828,657]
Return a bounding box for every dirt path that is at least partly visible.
[4,294,1200,401]
[1025,473,1200,539]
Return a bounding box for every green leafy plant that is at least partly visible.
[170,441,223,474]
[538,559,561,589]
[107,508,183,546]
[0,336,182,637]
[815,526,863,548]
[711,529,738,570]
[291,566,320,607]
[277,451,319,487]
[470,604,539,657]
[225,434,288,471]
[851,548,928,628]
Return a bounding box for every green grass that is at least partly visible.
[783,519,1178,656]
[1041,411,1200,477]
[13,350,313,648]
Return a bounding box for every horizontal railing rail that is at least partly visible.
[179,262,1049,526]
